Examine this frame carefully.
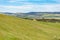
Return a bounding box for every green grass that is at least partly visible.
[0,14,60,40]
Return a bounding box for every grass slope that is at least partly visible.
[0,14,60,40]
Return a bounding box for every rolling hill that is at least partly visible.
[2,12,60,19]
[0,14,60,40]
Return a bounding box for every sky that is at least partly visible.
[0,0,60,13]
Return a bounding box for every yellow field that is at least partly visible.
[0,14,60,40]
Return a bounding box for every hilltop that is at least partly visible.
[0,14,60,40]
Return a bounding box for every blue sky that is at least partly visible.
[0,0,60,13]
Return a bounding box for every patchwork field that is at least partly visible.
[0,14,60,40]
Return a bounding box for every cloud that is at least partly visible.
[53,0,60,2]
[7,0,60,5]
[8,0,34,5]
[0,0,60,13]
[0,5,33,13]
[8,0,29,2]
[0,4,60,13]
[8,0,60,2]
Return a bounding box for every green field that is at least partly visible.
[0,14,60,40]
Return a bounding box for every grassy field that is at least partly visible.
[0,14,60,40]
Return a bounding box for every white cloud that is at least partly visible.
[8,0,60,2]
[0,4,60,13]
[8,0,20,3]
[8,0,29,2]
[8,0,34,5]
[53,0,60,2]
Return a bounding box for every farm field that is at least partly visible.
[0,14,60,40]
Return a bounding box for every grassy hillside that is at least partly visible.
[0,14,60,40]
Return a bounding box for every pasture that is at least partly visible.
[0,14,60,40]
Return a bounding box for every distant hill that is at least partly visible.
[0,14,60,40]
[14,12,60,19]
[1,12,60,19]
